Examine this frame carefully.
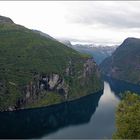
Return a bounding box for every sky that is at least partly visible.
[0,1,140,45]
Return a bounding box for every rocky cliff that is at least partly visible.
[0,15,14,24]
[0,16,103,111]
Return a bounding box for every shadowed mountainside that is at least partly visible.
[100,37,140,85]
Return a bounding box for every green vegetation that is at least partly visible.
[113,91,140,139]
[26,91,64,108]
[0,17,102,110]
[100,37,140,85]
[0,23,81,77]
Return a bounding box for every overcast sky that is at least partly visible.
[0,1,140,45]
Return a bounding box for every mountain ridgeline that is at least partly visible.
[100,37,140,85]
[0,16,103,111]
[71,44,116,64]
[59,40,116,64]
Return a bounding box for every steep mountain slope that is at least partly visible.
[0,16,103,111]
[100,37,140,85]
[32,29,56,41]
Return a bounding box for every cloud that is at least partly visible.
[64,1,140,29]
[0,1,140,45]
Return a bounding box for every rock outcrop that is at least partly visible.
[24,73,68,101]
[0,15,14,24]
[9,73,69,110]
[4,57,102,111]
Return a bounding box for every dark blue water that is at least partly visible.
[0,77,140,139]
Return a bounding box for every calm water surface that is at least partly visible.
[0,77,140,139]
[45,81,119,139]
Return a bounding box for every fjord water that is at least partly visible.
[0,77,140,139]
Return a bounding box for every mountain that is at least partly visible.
[0,15,14,24]
[58,39,73,47]
[0,16,103,111]
[58,39,116,64]
[71,44,117,64]
[32,29,56,41]
[100,37,140,85]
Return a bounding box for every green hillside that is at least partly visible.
[0,16,103,111]
[100,37,140,85]
[113,92,140,139]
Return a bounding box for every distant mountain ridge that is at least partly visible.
[71,44,117,64]
[100,37,140,85]
[58,39,117,64]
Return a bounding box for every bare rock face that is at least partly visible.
[49,74,60,89]
[0,16,14,24]
[22,73,68,104]
[38,74,68,94]
[83,58,96,77]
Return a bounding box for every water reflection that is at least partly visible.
[45,81,119,139]
[45,78,140,139]
[104,76,140,98]
[1,77,140,139]
[0,91,103,139]
[88,81,120,138]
